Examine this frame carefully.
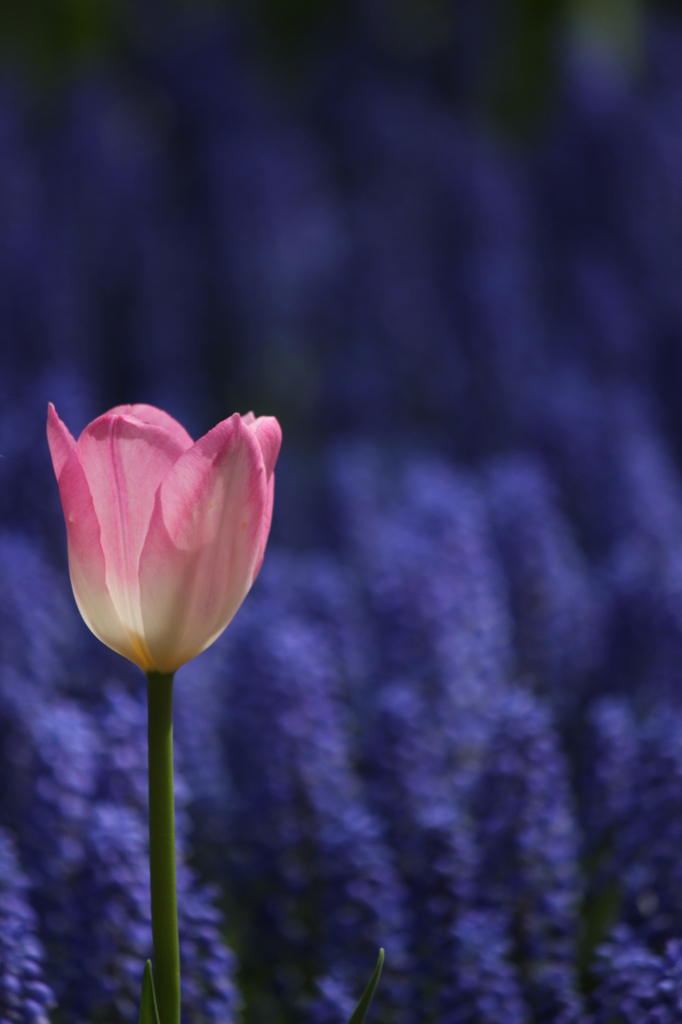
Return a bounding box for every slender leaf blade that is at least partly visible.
[347,949,385,1024]
[139,960,161,1024]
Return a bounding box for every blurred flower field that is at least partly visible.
[4,2,682,1022]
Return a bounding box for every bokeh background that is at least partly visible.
[5,1,682,1022]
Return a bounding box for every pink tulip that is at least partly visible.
[47,403,281,674]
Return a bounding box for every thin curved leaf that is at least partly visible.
[138,960,161,1024]
[347,949,385,1024]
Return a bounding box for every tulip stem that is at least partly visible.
[146,671,180,1024]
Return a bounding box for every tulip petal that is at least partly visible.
[138,414,269,671]
[107,404,194,450]
[252,472,275,581]
[245,416,281,579]
[247,415,282,481]
[49,427,147,668]
[47,403,77,478]
[76,413,188,669]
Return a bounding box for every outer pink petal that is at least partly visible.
[252,473,275,581]
[47,407,147,668]
[47,403,77,477]
[138,414,270,671]
[76,412,188,668]
[245,416,281,579]
[106,404,194,449]
[247,415,282,480]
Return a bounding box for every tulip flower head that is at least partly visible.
[47,403,281,674]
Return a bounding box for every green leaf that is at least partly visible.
[138,960,161,1024]
[347,949,384,1024]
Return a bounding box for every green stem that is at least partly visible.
[146,672,180,1024]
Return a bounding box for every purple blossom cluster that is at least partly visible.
[2,4,682,1023]
[0,827,53,1024]
[593,927,682,1024]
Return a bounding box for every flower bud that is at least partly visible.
[47,403,281,673]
